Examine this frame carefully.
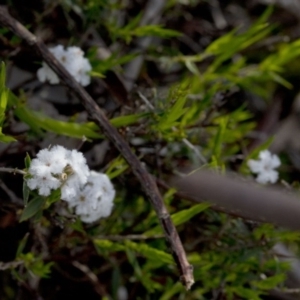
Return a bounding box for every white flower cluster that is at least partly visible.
[37,45,92,86]
[68,171,115,223]
[27,145,115,223]
[247,150,281,184]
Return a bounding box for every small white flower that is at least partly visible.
[30,146,68,175]
[71,171,115,223]
[247,150,281,184]
[26,146,115,223]
[37,63,60,84]
[60,150,89,203]
[37,45,92,86]
[67,150,90,185]
[27,172,60,196]
[27,145,89,198]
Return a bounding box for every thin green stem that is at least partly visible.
[0,167,26,175]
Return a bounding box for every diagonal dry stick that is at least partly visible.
[0,6,194,289]
[174,170,300,231]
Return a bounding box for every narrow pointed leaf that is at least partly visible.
[20,196,46,222]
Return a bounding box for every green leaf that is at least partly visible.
[185,60,200,75]
[165,96,188,125]
[0,62,15,140]
[0,84,7,111]
[94,239,125,253]
[0,133,16,143]
[89,71,105,78]
[229,286,262,300]
[251,273,286,290]
[134,25,181,39]
[0,62,8,125]
[205,29,237,56]
[160,282,185,300]
[0,61,5,89]
[155,87,189,133]
[24,153,31,169]
[32,209,43,223]
[145,202,211,235]
[124,240,174,265]
[8,91,146,139]
[22,181,30,206]
[20,196,46,222]
[269,72,292,89]
[110,113,148,127]
[70,218,85,234]
[0,89,8,124]
[7,91,100,138]
[16,232,29,257]
[203,7,274,74]
[19,252,53,278]
[211,116,228,162]
[14,107,102,139]
[108,12,181,43]
[85,113,147,131]
[94,239,174,265]
[90,51,138,75]
[46,189,61,206]
[171,202,211,226]
[105,155,128,179]
[125,248,160,292]
[30,260,53,278]
[108,13,142,42]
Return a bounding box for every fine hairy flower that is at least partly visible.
[247,150,281,184]
[37,45,92,86]
[26,146,114,223]
[68,171,115,223]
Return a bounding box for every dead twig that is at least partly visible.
[0,6,194,289]
[0,178,23,204]
[174,170,300,231]
[0,167,26,175]
[0,260,24,270]
[72,261,107,297]
[95,234,165,241]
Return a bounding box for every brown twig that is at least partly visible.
[95,234,165,241]
[156,177,254,219]
[0,167,26,175]
[173,170,300,231]
[72,261,107,297]
[0,178,23,204]
[0,6,194,289]
[0,260,24,270]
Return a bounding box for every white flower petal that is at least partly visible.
[74,171,115,223]
[256,170,279,184]
[248,150,280,184]
[37,45,91,86]
[38,185,51,196]
[27,178,38,190]
[247,159,263,173]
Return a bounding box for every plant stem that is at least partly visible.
[0,6,194,289]
[0,167,26,175]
